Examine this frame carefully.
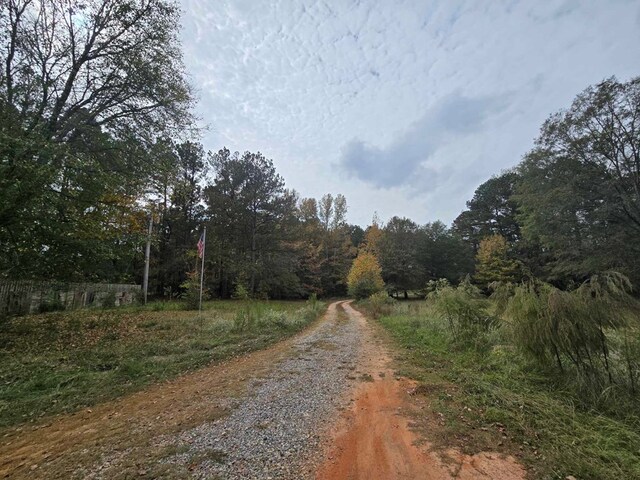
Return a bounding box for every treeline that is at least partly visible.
[1,1,638,302]
[457,76,640,291]
[150,144,357,298]
[357,76,640,297]
[0,0,356,300]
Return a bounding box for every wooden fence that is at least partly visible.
[0,280,141,318]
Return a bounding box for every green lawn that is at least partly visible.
[371,301,640,480]
[0,299,323,429]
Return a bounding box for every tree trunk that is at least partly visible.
[250,213,257,295]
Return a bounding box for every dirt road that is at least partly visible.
[0,301,526,479]
[316,302,526,480]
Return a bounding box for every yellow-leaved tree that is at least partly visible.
[347,252,384,299]
[474,234,522,286]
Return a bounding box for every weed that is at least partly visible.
[0,299,324,429]
[368,291,397,318]
[101,292,117,309]
[427,283,498,351]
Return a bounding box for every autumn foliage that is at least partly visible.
[474,234,522,286]
[347,252,384,299]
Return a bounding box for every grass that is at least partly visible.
[0,299,323,430]
[369,301,640,480]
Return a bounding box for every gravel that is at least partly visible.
[170,302,364,479]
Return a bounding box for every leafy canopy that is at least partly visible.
[347,252,384,299]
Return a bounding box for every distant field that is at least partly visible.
[0,299,323,429]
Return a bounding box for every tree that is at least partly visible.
[348,224,365,249]
[474,235,522,286]
[204,149,299,298]
[318,194,333,231]
[298,198,319,223]
[292,194,355,297]
[453,171,521,249]
[417,221,474,283]
[517,76,640,287]
[361,216,384,257]
[347,252,384,299]
[153,141,207,295]
[378,217,422,298]
[332,194,348,230]
[1,0,192,141]
[0,0,194,281]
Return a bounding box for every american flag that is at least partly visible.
[197,232,205,258]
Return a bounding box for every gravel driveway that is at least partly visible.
[171,300,365,479]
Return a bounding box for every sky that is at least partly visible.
[178,0,640,227]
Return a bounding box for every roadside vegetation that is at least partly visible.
[0,299,323,429]
[364,277,640,480]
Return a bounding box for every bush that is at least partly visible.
[368,291,397,318]
[504,272,640,400]
[457,275,481,297]
[232,281,250,300]
[259,309,289,329]
[232,308,254,332]
[424,278,451,298]
[488,281,515,316]
[429,284,498,350]
[180,271,204,310]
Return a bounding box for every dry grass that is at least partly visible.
[0,299,321,429]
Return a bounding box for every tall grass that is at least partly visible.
[370,279,640,479]
[504,273,640,406]
[426,278,498,350]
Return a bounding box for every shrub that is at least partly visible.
[369,291,397,318]
[232,281,250,300]
[424,278,451,298]
[505,272,640,399]
[429,284,498,349]
[457,275,482,297]
[180,271,204,310]
[232,308,255,332]
[259,309,289,329]
[488,281,515,316]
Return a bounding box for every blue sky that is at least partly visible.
[179,0,640,226]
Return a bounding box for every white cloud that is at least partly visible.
[179,0,640,226]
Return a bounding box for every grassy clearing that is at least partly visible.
[0,299,323,430]
[368,301,640,480]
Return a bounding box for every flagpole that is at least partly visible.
[142,214,153,305]
[199,226,206,315]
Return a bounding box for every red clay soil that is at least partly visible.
[316,302,526,480]
[0,308,333,480]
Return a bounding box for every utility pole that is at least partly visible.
[143,214,153,305]
[199,226,206,315]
